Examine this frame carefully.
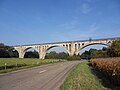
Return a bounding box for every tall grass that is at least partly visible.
[90,57,120,86]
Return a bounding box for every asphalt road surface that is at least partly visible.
[0,61,80,90]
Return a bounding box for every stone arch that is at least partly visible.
[76,43,110,55]
[23,47,40,58]
[81,43,110,50]
[13,47,21,58]
[41,45,70,59]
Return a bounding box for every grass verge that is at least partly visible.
[0,58,66,73]
[60,61,103,90]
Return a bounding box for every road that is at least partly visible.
[0,61,80,90]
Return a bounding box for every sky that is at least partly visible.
[0,0,120,52]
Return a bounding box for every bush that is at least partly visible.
[107,40,120,57]
[67,55,81,61]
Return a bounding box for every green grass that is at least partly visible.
[60,61,103,90]
[0,58,66,73]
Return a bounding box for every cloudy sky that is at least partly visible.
[0,0,120,47]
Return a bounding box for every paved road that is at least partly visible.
[0,61,80,90]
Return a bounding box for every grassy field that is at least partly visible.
[0,58,66,73]
[60,61,104,90]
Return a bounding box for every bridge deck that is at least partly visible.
[13,37,120,47]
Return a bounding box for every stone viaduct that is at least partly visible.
[14,37,120,59]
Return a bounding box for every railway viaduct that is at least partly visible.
[14,37,120,59]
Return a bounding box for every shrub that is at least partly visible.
[67,55,81,61]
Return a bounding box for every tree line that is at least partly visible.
[0,40,120,59]
[0,43,18,58]
[81,40,120,59]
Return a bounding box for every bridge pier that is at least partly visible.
[39,53,46,59]
[19,53,24,58]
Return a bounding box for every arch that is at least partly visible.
[42,45,70,59]
[76,43,109,55]
[23,47,40,58]
[46,45,70,53]
[79,43,109,59]
[23,47,38,52]
[81,43,109,50]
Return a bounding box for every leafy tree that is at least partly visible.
[81,49,98,59]
[45,51,58,59]
[24,50,39,58]
[81,47,109,59]
[57,52,69,59]
[0,43,10,58]
[45,51,68,59]
[81,51,91,59]
[0,49,10,58]
[107,40,120,57]
[102,47,107,51]
[67,55,81,60]
[92,50,108,58]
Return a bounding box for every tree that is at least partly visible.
[81,51,91,59]
[81,48,109,59]
[0,43,10,58]
[24,51,39,58]
[45,51,68,59]
[81,49,98,59]
[107,40,120,57]
[45,51,57,59]
[58,52,69,59]
[67,55,81,60]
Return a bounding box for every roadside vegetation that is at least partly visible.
[60,40,120,90]
[60,61,104,90]
[90,58,120,87]
[60,59,120,90]
[0,58,66,73]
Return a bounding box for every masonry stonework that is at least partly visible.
[14,37,120,59]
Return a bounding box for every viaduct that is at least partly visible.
[14,37,120,59]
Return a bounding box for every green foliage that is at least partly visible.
[81,50,91,59]
[0,43,19,58]
[0,49,10,58]
[10,50,19,58]
[24,51,39,58]
[81,47,108,59]
[45,51,69,59]
[0,43,10,58]
[107,40,120,57]
[67,55,81,60]
[91,49,108,58]
[60,62,103,90]
[81,40,120,59]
